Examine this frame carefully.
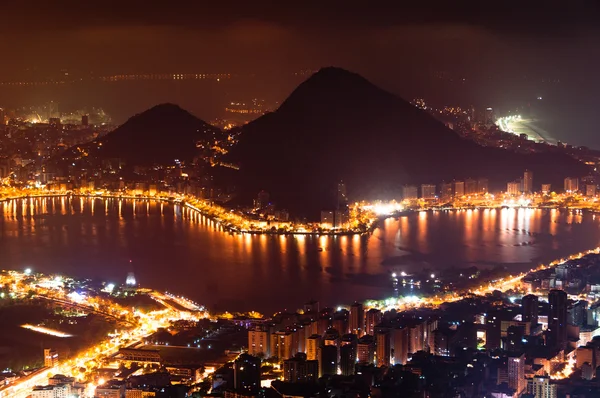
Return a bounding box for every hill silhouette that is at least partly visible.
[59,103,221,167]
[224,67,588,219]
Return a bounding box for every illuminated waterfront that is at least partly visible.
[1,197,600,313]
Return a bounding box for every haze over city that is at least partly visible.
[2,2,600,398]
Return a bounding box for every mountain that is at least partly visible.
[59,103,222,167]
[224,67,589,219]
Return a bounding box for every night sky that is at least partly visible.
[2,1,600,146]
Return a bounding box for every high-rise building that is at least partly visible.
[306,334,320,361]
[564,177,579,193]
[506,325,525,353]
[586,184,596,197]
[465,178,478,195]
[349,302,364,336]
[528,376,557,398]
[420,184,436,200]
[320,211,334,229]
[44,348,59,368]
[81,115,89,126]
[391,327,409,365]
[507,181,521,195]
[365,309,382,336]
[454,181,465,197]
[523,170,533,193]
[477,178,489,194]
[440,182,453,202]
[271,331,295,360]
[357,335,375,364]
[318,345,338,377]
[234,354,261,395]
[541,184,551,194]
[567,300,588,327]
[339,334,358,376]
[255,190,270,210]
[522,294,539,326]
[283,354,319,383]
[508,354,526,395]
[375,330,391,367]
[484,107,495,125]
[402,185,418,201]
[548,289,568,349]
[248,329,269,357]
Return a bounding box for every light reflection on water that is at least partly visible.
[0,198,599,313]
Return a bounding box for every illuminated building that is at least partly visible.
[270,331,295,360]
[420,184,436,200]
[334,210,349,229]
[440,182,453,202]
[522,294,539,326]
[548,289,568,349]
[248,329,269,357]
[541,184,551,194]
[391,327,409,365]
[306,335,320,361]
[465,178,478,195]
[234,354,261,395]
[586,184,596,197]
[567,300,588,327]
[339,334,358,376]
[508,354,526,395]
[357,335,375,364]
[44,348,59,368]
[320,211,334,229]
[484,107,495,125]
[478,178,489,194]
[528,376,556,398]
[375,329,391,366]
[507,181,521,195]
[564,177,579,193]
[402,185,418,201]
[365,309,382,336]
[454,181,465,197]
[523,170,533,193]
[433,328,451,356]
[31,384,71,398]
[81,115,88,126]
[126,272,137,286]
[349,302,364,336]
[283,354,318,383]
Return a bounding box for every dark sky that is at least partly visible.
[2,1,600,145]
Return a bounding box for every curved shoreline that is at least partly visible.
[0,192,377,236]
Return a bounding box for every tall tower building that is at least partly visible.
[349,302,364,336]
[318,345,338,377]
[548,289,568,349]
[339,334,358,376]
[420,184,436,200]
[402,185,418,201]
[564,177,579,193]
[248,329,269,357]
[375,330,391,367]
[522,294,539,326]
[508,354,526,395]
[233,354,261,395]
[523,170,533,193]
[454,181,465,197]
[365,308,382,336]
[306,335,320,361]
[337,181,348,211]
